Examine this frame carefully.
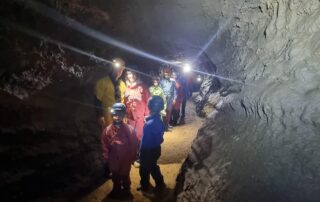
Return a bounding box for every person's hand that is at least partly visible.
[144,115,150,123]
[160,111,166,117]
[123,117,128,124]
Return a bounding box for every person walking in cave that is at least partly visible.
[101,103,138,200]
[170,71,185,126]
[139,95,166,194]
[124,70,150,166]
[160,65,177,131]
[149,76,166,117]
[178,73,190,125]
[94,58,126,130]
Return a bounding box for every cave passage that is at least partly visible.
[2,0,320,202]
[1,0,213,201]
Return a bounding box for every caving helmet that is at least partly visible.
[112,58,126,69]
[148,95,164,113]
[111,58,126,80]
[110,103,126,116]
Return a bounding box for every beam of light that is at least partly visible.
[0,20,112,65]
[193,17,232,62]
[14,0,173,65]
[172,59,245,84]
[14,0,246,85]
[4,2,245,85]
[1,20,153,79]
[193,69,245,85]
[2,20,244,84]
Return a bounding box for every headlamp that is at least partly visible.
[112,59,121,68]
[183,63,192,73]
[110,108,115,114]
[197,75,202,82]
[113,58,126,69]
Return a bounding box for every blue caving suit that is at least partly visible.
[139,114,165,189]
[160,78,177,127]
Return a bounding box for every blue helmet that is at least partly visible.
[111,103,126,115]
[148,96,164,113]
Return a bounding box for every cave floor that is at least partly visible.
[80,100,204,202]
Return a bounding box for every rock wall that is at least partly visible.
[0,0,232,199]
[0,1,112,201]
[177,0,320,202]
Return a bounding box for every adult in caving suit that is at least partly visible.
[124,70,150,141]
[178,73,190,125]
[171,71,185,126]
[160,65,177,131]
[94,58,126,130]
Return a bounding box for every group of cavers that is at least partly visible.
[94,58,191,200]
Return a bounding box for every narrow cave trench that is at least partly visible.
[1,0,320,202]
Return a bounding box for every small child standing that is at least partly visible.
[149,76,167,117]
[101,103,138,199]
[139,96,166,194]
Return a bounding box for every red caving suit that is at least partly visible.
[124,80,150,141]
[101,123,138,188]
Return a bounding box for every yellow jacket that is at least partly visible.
[95,77,127,124]
[119,80,126,103]
[94,77,115,124]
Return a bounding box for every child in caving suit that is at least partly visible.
[139,96,166,195]
[149,76,167,118]
[101,103,138,199]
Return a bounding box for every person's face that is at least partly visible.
[112,67,124,80]
[153,80,159,86]
[164,72,170,79]
[112,114,124,125]
[127,72,136,83]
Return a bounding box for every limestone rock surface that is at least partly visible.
[177,0,320,202]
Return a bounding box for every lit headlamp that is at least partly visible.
[183,63,192,73]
